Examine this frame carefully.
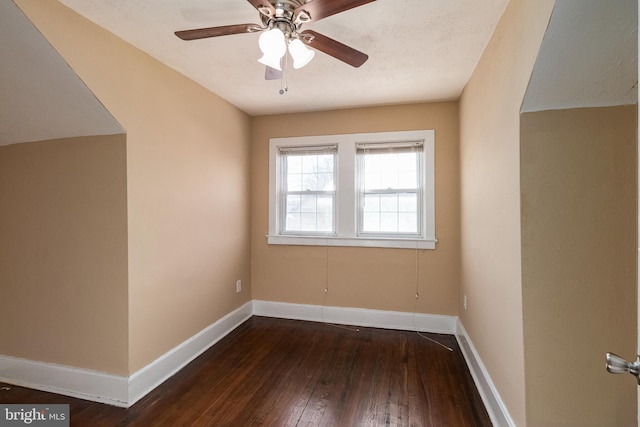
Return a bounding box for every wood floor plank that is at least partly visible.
[0,316,492,426]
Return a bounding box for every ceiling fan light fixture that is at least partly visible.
[258,52,285,71]
[258,28,286,70]
[175,0,374,80]
[288,38,315,69]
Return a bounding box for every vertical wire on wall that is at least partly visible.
[321,239,329,323]
[321,240,359,332]
[412,243,453,351]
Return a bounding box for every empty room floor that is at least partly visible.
[0,316,491,426]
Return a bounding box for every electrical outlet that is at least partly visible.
[236,280,241,293]
[463,295,467,310]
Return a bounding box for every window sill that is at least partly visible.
[266,235,437,249]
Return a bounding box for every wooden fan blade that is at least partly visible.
[247,0,276,18]
[294,0,376,24]
[175,24,261,40]
[301,30,368,67]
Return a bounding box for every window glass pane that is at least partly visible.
[380,194,398,212]
[287,153,335,192]
[361,151,419,190]
[289,176,302,191]
[358,147,422,235]
[364,172,381,190]
[380,213,398,232]
[286,195,301,213]
[380,171,398,188]
[317,213,333,232]
[301,213,317,230]
[286,203,334,233]
[287,173,302,191]
[286,155,304,191]
[365,154,383,173]
[363,194,380,212]
[287,156,302,174]
[397,152,417,172]
[398,193,417,213]
[363,212,379,231]
[286,213,301,231]
[398,213,417,233]
[284,198,335,233]
[301,155,317,174]
[318,173,334,191]
[301,172,318,191]
[300,195,317,212]
[317,195,333,214]
[317,154,334,173]
[282,150,336,235]
[398,171,417,188]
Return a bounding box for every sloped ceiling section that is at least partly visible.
[522,0,638,113]
[0,0,123,147]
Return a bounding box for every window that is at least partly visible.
[268,130,436,249]
[358,142,423,236]
[280,145,337,235]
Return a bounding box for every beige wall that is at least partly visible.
[459,0,555,425]
[16,0,252,373]
[521,105,637,426]
[0,135,129,375]
[11,4,636,426]
[251,103,460,315]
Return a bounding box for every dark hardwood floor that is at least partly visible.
[0,316,492,426]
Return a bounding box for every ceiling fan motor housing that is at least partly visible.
[261,0,311,37]
[175,0,373,68]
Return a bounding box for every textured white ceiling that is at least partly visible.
[55,0,510,116]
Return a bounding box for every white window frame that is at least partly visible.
[279,145,338,236]
[357,141,424,238]
[268,130,436,249]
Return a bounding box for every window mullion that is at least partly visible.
[268,130,435,248]
[336,139,356,238]
[362,188,419,195]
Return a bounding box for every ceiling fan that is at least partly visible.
[175,0,375,77]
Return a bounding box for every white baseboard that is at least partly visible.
[252,300,457,334]
[0,355,129,406]
[127,300,253,406]
[2,299,509,424]
[0,301,253,408]
[456,319,514,427]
